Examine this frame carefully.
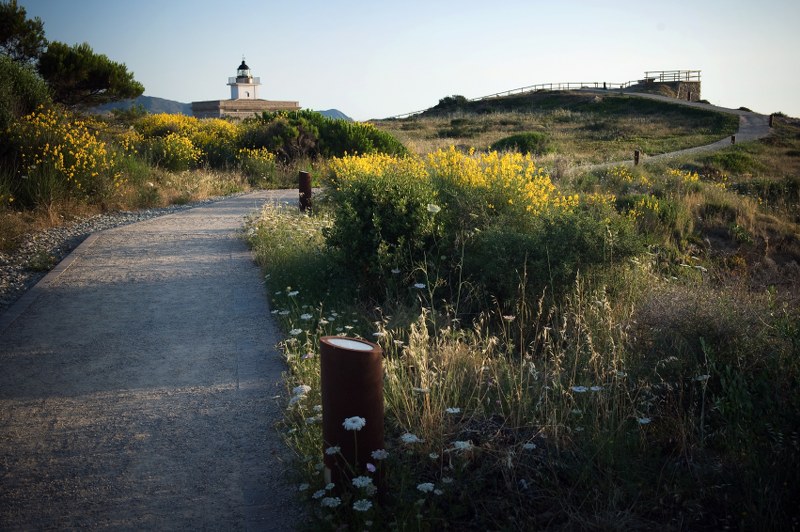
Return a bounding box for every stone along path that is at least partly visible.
[0,190,303,530]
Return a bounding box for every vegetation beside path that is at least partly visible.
[248,115,800,530]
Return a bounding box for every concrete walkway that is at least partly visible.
[0,190,303,530]
[573,89,773,173]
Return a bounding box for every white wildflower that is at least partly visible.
[451,440,473,452]
[320,496,341,508]
[401,433,422,444]
[371,449,389,460]
[353,499,372,512]
[343,416,366,431]
[417,482,435,493]
[352,476,373,489]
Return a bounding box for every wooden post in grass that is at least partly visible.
[634,150,640,166]
[299,171,312,213]
[731,135,736,145]
[769,114,774,127]
[320,336,384,490]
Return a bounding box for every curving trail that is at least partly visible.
[0,190,304,530]
[574,89,773,172]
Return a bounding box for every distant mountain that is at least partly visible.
[92,97,353,121]
[93,95,192,116]
[317,109,353,121]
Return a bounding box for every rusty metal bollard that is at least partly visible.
[320,336,384,488]
[299,170,312,213]
[634,150,640,166]
[731,135,736,145]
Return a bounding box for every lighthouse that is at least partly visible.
[191,57,300,119]
[228,59,261,100]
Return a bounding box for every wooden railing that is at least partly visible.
[643,70,701,83]
[384,70,701,119]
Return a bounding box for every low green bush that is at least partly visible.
[489,132,552,155]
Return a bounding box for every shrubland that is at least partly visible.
[247,110,800,530]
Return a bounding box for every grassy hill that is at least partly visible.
[372,91,739,166]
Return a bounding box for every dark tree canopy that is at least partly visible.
[0,0,47,63]
[37,41,144,108]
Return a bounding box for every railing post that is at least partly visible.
[320,336,384,489]
[634,150,640,166]
[299,170,312,213]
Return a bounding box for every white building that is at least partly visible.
[192,58,300,119]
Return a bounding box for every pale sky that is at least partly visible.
[18,0,800,121]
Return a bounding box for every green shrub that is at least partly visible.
[323,165,439,295]
[244,110,407,161]
[146,132,201,171]
[463,203,641,302]
[489,132,552,155]
[237,147,277,185]
[0,55,51,132]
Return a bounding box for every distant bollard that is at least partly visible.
[687,91,692,101]
[634,150,640,166]
[731,135,736,145]
[299,171,312,213]
[320,336,384,488]
[769,114,774,127]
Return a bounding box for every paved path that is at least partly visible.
[573,89,773,173]
[0,190,303,530]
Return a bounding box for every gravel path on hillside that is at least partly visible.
[573,89,773,173]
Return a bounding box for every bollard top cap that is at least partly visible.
[323,337,375,351]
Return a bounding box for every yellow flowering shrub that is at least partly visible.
[237,147,277,182]
[154,132,201,171]
[135,112,199,138]
[428,147,579,216]
[668,168,700,184]
[326,147,642,301]
[191,119,238,167]
[6,107,122,204]
[603,165,652,191]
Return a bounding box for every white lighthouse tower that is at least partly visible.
[228,58,260,100]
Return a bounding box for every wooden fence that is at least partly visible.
[385,70,701,120]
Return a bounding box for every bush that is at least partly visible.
[191,118,238,168]
[4,107,122,206]
[489,132,552,156]
[464,203,640,302]
[145,132,201,171]
[241,110,407,162]
[237,147,276,185]
[0,55,51,131]
[325,149,641,306]
[324,154,438,294]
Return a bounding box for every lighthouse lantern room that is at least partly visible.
[228,58,261,100]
